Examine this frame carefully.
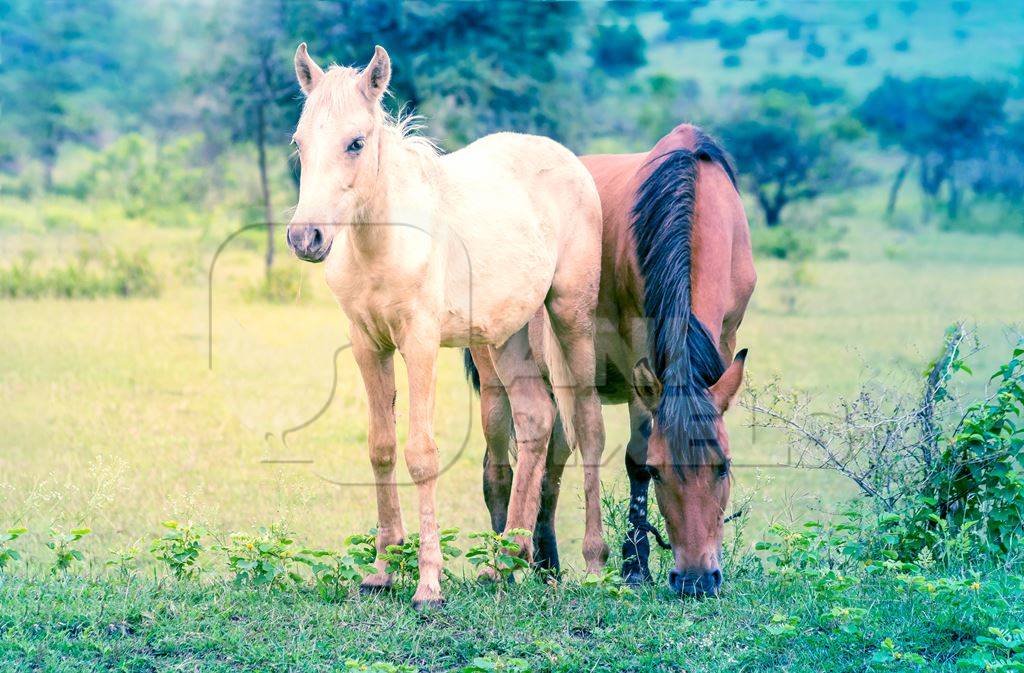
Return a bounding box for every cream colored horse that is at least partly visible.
[286,44,605,607]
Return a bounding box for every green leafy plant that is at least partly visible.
[379,528,461,584]
[957,627,1024,671]
[105,544,140,580]
[47,527,91,575]
[224,524,303,590]
[460,655,532,673]
[343,661,417,673]
[0,527,28,572]
[296,536,376,602]
[929,343,1024,555]
[465,528,530,585]
[871,638,927,667]
[151,521,204,580]
[581,565,635,599]
[762,612,800,638]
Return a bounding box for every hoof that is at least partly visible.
[622,571,653,587]
[359,582,392,595]
[476,567,502,584]
[412,598,445,612]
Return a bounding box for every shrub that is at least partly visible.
[151,521,205,581]
[297,534,377,600]
[47,527,90,575]
[224,524,303,590]
[105,545,140,580]
[0,527,28,572]
[751,226,817,260]
[0,249,161,299]
[845,47,870,67]
[805,37,826,59]
[379,528,461,584]
[243,266,305,303]
[465,528,531,585]
[751,327,1024,562]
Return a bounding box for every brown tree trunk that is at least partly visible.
[886,158,912,216]
[255,102,274,280]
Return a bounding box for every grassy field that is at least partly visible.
[3,180,1024,671]
[2,184,1024,565]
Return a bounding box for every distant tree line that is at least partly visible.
[1,0,1023,248]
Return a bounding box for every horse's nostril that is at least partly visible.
[710,568,723,589]
[311,227,323,248]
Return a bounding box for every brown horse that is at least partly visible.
[468,123,756,596]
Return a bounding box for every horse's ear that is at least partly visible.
[294,43,324,95]
[710,349,748,413]
[360,45,391,101]
[632,358,664,412]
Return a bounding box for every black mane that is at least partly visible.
[631,129,736,474]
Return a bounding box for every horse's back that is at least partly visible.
[436,132,603,347]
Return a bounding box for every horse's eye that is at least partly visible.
[647,466,663,483]
[346,136,365,154]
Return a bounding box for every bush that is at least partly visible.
[845,47,871,67]
[751,226,817,260]
[243,266,305,303]
[224,524,304,590]
[805,37,826,59]
[751,327,1024,563]
[0,249,161,299]
[151,521,205,580]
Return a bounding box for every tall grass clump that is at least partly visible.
[0,249,161,299]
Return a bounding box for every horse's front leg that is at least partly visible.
[622,399,654,585]
[400,336,444,608]
[351,331,404,592]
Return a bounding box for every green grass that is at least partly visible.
[1,566,1020,672]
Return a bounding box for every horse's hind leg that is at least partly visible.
[534,414,571,574]
[622,400,654,585]
[471,347,514,534]
[546,285,608,575]
[489,327,556,564]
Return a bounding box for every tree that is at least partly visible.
[0,0,168,187]
[721,92,856,227]
[858,76,1008,219]
[590,23,647,77]
[288,1,586,148]
[195,0,301,278]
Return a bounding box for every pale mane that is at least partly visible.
[311,64,440,161]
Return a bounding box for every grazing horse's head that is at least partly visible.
[632,351,747,597]
[287,43,392,262]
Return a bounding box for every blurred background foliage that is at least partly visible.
[1,0,1024,272]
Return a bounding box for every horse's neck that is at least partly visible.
[349,132,442,257]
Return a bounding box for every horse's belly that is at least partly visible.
[438,282,549,348]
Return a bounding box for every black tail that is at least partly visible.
[463,348,480,393]
[631,130,734,472]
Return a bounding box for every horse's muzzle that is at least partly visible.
[669,568,722,598]
[287,224,329,263]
